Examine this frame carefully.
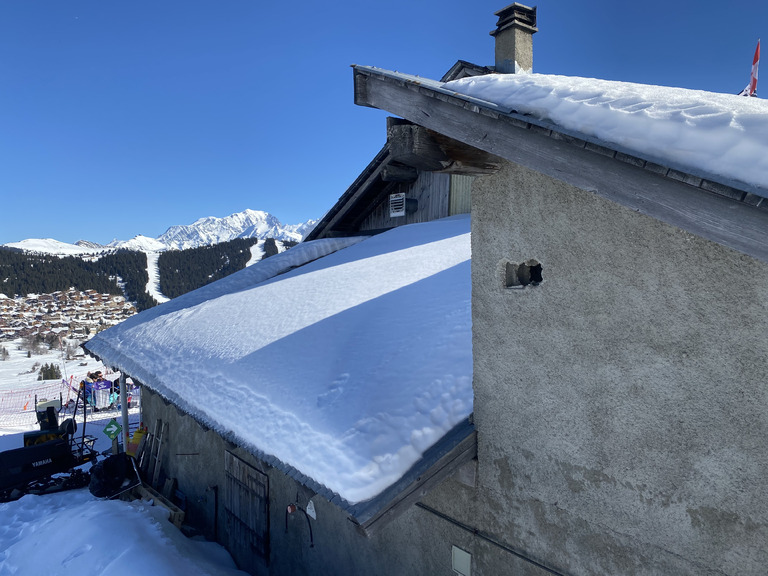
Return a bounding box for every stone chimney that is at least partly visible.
[490,3,538,73]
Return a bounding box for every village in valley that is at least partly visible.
[0,288,136,344]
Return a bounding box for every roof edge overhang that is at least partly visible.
[353,65,768,263]
[85,345,476,534]
[350,418,476,535]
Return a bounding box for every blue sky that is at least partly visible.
[0,1,764,245]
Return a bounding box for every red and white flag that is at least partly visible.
[739,39,760,96]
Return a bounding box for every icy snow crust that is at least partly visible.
[445,73,768,191]
[86,217,472,503]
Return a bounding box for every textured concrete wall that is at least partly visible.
[471,161,768,575]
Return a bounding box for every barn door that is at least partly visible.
[223,451,270,572]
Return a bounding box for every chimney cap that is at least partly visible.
[490,3,538,37]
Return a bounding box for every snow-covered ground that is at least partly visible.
[0,359,244,575]
[0,488,247,576]
[444,72,768,190]
[0,338,100,393]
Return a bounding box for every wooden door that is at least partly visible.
[223,451,269,573]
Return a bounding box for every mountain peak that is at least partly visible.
[158,209,314,250]
[2,209,317,255]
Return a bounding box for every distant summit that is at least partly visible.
[158,209,316,250]
[74,240,104,250]
[3,238,99,256]
[2,210,317,256]
[108,235,168,252]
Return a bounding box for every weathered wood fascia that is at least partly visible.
[352,65,768,201]
[344,181,398,231]
[304,144,391,241]
[352,65,768,263]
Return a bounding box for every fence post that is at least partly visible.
[120,372,129,451]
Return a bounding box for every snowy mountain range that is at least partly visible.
[2,210,317,256]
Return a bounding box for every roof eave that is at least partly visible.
[352,65,768,264]
[79,353,477,533]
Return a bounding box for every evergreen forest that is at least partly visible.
[158,237,263,298]
[0,248,157,311]
[0,237,298,308]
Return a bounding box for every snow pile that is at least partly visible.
[444,73,768,191]
[0,490,246,576]
[87,216,472,503]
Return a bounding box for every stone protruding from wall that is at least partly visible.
[490,3,538,73]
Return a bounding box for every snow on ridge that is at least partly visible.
[108,235,167,252]
[4,209,317,254]
[445,73,768,191]
[87,216,472,503]
[2,238,101,256]
[158,208,312,250]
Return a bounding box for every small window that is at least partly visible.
[505,259,542,288]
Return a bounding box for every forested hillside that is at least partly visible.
[158,237,296,298]
[0,236,298,310]
[0,248,157,311]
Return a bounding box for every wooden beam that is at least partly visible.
[428,129,502,175]
[387,122,450,171]
[382,163,418,182]
[387,117,501,175]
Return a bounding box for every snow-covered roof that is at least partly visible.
[85,216,472,506]
[443,72,768,196]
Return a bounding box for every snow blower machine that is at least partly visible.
[0,395,99,502]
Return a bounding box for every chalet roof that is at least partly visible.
[353,65,768,263]
[85,219,475,530]
[304,145,392,241]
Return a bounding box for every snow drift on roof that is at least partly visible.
[444,72,768,192]
[86,217,472,504]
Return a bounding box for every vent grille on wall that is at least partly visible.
[390,193,406,217]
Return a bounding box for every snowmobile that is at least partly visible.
[0,394,99,502]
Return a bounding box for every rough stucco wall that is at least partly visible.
[471,161,768,575]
